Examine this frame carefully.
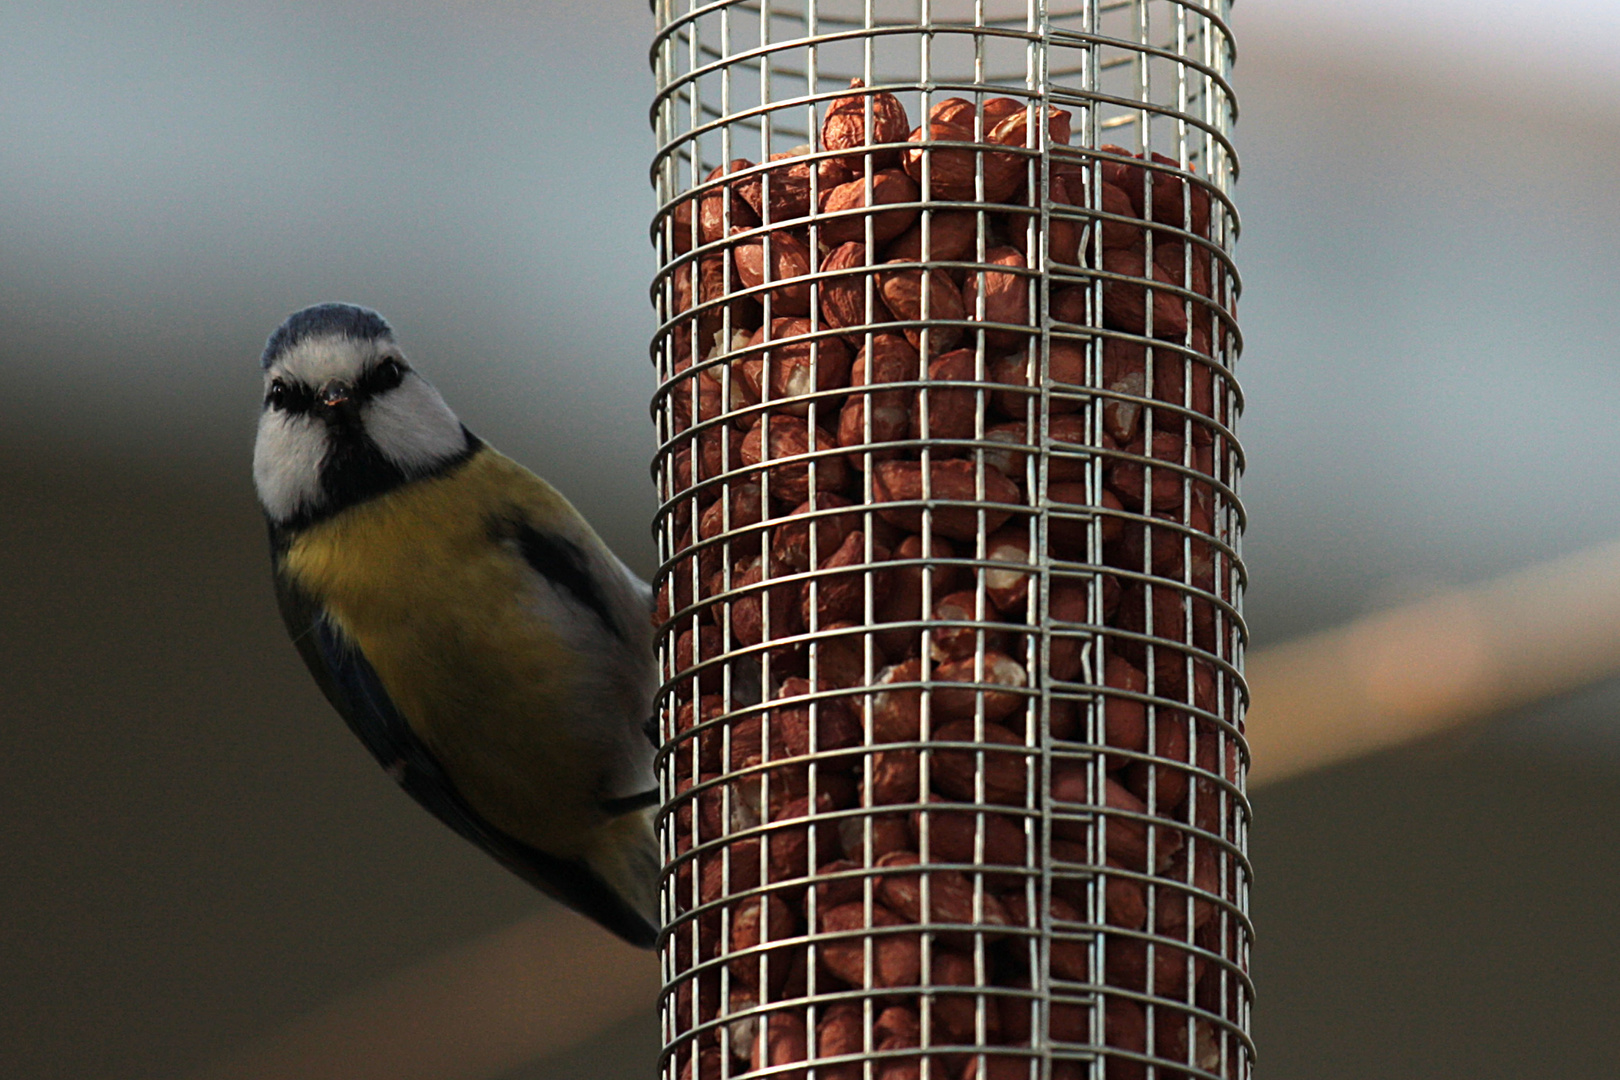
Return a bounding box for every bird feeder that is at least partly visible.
[649,2,1249,1077]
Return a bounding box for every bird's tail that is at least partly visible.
[584,805,661,947]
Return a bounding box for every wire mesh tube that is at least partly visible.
[648,2,1249,1078]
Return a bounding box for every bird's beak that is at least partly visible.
[320,380,354,409]
[315,380,360,426]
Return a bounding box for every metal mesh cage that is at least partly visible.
[648,2,1248,1078]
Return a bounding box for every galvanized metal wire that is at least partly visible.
[648,3,1248,1078]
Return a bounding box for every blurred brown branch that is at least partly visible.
[184,906,658,1080]
[1245,538,1620,786]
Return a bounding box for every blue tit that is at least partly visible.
[252,302,660,948]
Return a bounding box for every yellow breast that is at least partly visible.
[280,448,599,856]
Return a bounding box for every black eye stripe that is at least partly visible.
[357,358,407,397]
[267,361,403,414]
[267,380,316,414]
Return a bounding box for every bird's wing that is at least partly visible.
[503,509,659,808]
[274,572,659,949]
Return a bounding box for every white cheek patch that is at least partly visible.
[363,375,467,475]
[253,408,329,522]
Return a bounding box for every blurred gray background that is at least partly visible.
[3,1,1619,1077]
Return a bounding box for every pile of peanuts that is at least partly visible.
[657,80,1245,1080]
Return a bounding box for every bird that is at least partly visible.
[252,302,661,949]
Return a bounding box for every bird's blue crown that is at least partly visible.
[262,303,394,369]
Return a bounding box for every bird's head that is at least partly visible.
[252,303,472,529]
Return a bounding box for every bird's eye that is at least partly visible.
[267,380,288,410]
[378,358,406,388]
